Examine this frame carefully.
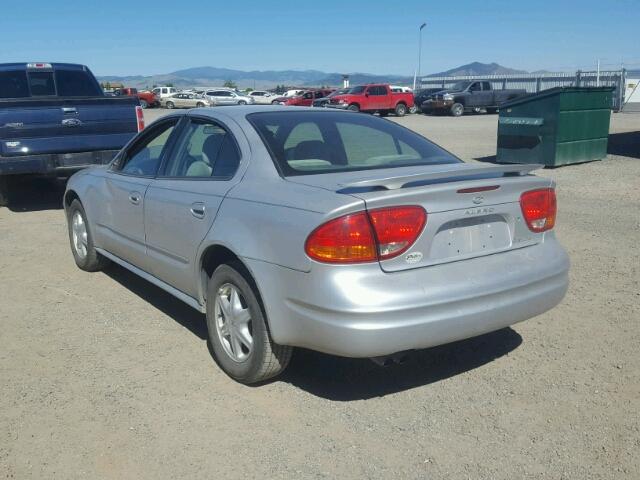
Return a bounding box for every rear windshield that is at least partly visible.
[0,68,101,98]
[248,111,460,176]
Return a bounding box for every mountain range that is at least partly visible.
[97,62,532,89]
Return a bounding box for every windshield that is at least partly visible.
[449,81,472,91]
[247,111,460,176]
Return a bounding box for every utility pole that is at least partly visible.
[413,22,427,90]
[596,58,600,86]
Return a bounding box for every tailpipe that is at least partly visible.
[370,351,411,367]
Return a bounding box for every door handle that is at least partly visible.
[128,192,141,205]
[190,203,206,219]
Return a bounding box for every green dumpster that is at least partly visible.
[496,87,613,166]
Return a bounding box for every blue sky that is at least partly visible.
[1,0,638,76]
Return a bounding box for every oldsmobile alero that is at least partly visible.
[64,106,569,384]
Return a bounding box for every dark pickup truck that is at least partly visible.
[0,62,143,204]
[421,81,528,116]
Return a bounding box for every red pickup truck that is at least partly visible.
[113,87,159,109]
[326,84,414,116]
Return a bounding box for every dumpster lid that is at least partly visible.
[500,86,615,109]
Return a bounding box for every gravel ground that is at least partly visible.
[1,110,638,479]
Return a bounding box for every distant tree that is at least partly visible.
[166,82,174,87]
[245,87,254,93]
[223,79,238,89]
[104,81,111,90]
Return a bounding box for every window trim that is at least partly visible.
[155,114,243,181]
[109,116,183,178]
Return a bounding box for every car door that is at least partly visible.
[143,115,245,297]
[466,82,483,107]
[366,86,386,110]
[97,117,181,270]
[217,91,234,105]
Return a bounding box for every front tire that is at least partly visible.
[395,103,407,117]
[347,103,360,112]
[66,199,110,272]
[450,103,464,117]
[196,102,205,108]
[238,100,247,105]
[206,263,292,384]
[165,101,175,109]
[139,99,148,109]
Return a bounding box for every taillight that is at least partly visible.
[135,106,145,132]
[520,188,556,233]
[305,206,426,264]
[368,206,426,259]
[305,212,377,263]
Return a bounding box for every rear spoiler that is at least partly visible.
[338,163,542,192]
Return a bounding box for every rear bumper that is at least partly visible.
[0,150,118,176]
[245,237,569,358]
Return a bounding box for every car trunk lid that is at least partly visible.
[288,163,552,272]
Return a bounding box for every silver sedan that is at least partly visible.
[161,92,214,109]
[64,106,569,384]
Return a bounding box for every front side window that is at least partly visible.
[0,71,29,99]
[55,70,101,96]
[469,82,481,92]
[248,111,459,176]
[482,82,492,91]
[119,120,178,176]
[162,119,240,178]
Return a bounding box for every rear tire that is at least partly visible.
[450,103,464,117]
[0,176,8,207]
[238,100,247,105]
[165,101,175,109]
[196,102,205,108]
[378,110,388,117]
[206,263,292,384]
[347,103,360,112]
[66,199,110,272]
[395,103,407,117]
[139,99,148,109]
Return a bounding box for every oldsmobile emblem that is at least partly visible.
[472,195,484,204]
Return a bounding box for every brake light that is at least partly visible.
[305,206,426,264]
[305,212,377,263]
[135,106,145,132]
[520,188,556,233]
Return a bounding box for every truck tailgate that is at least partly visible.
[0,97,138,156]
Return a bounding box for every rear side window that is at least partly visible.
[55,70,101,96]
[248,111,459,176]
[28,72,56,96]
[162,119,240,178]
[0,71,29,98]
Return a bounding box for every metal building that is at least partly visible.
[419,69,630,111]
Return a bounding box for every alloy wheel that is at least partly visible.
[214,283,253,362]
